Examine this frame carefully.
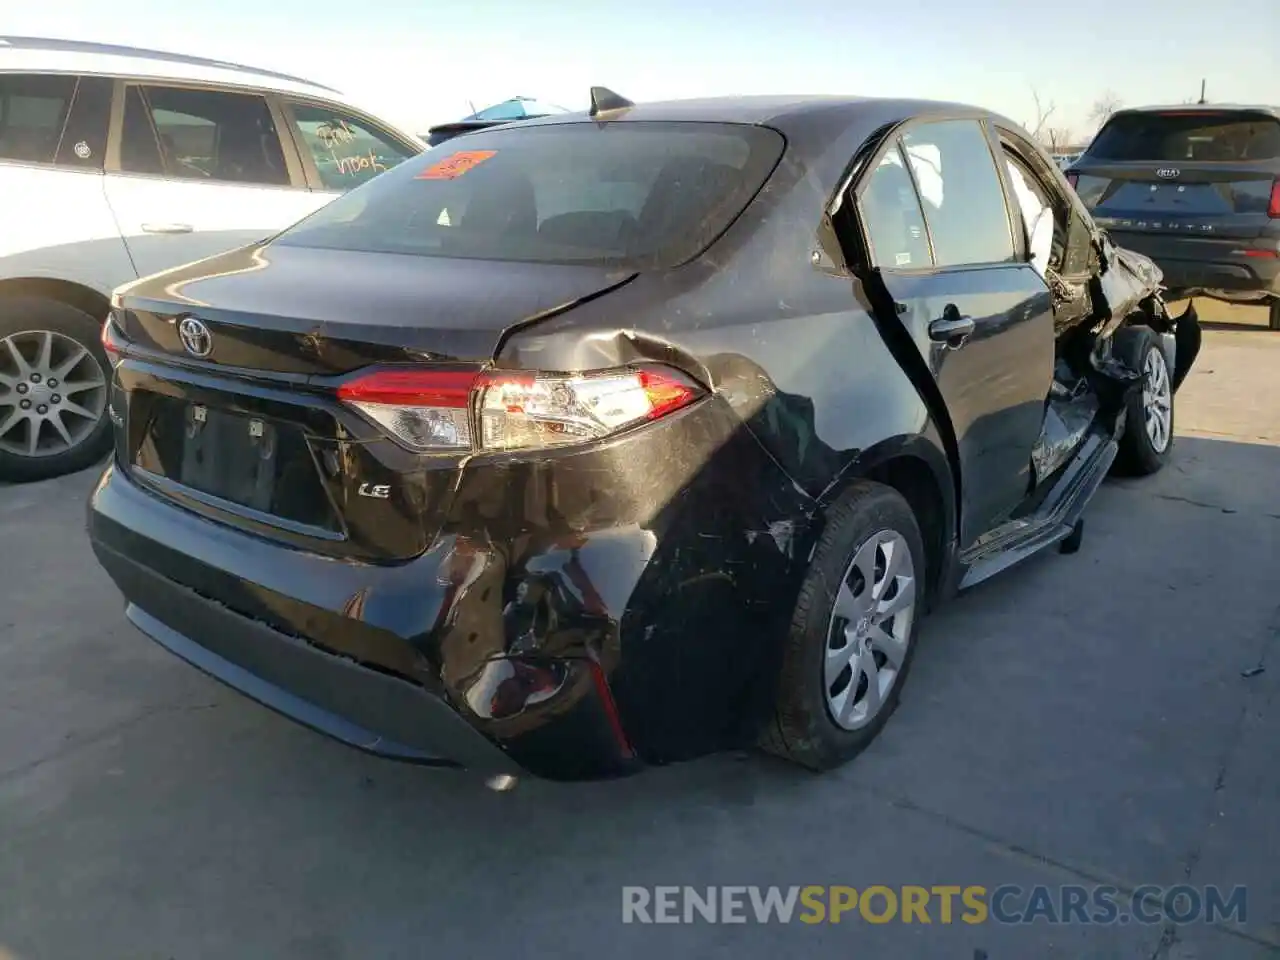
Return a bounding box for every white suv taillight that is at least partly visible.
[101,310,127,365]
[336,365,703,453]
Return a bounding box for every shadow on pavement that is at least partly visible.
[1,435,1277,958]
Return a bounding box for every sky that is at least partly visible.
[5,0,1278,140]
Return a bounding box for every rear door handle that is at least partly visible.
[141,222,194,234]
[928,307,975,347]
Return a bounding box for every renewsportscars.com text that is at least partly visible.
[621,885,1247,926]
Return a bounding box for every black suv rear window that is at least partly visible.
[274,121,784,269]
[1088,111,1280,162]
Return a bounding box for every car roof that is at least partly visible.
[512,93,999,130]
[1108,103,1280,120]
[0,35,341,100]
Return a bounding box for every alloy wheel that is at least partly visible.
[824,528,917,731]
[0,329,108,459]
[1142,346,1172,454]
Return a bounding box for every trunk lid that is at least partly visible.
[1070,109,1280,241]
[116,242,636,375]
[113,243,636,562]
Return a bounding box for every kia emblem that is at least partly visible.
[1155,168,1180,179]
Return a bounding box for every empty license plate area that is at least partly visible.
[133,395,340,532]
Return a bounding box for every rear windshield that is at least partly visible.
[1088,111,1280,162]
[274,121,785,269]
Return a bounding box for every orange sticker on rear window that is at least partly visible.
[415,150,497,180]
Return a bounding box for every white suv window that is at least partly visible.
[287,102,415,189]
[0,73,76,165]
[119,85,290,186]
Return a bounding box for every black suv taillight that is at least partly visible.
[1268,178,1280,219]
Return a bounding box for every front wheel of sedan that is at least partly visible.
[763,481,926,772]
[1115,327,1174,477]
[0,296,113,483]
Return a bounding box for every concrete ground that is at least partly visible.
[1,301,1277,960]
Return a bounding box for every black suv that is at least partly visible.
[1067,105,1280,329]
[89,93,1201,783]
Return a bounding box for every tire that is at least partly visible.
[1114,326,1174,477]
[763,481,927,771]
[1269,299,1280,332]
[0,295,113,483]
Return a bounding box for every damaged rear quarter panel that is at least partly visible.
[486,174,956,756]
[440,370,811,761]
[472,118,965,758]
[1091,235,1167,338]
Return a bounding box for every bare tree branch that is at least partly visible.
[1043,126,1076,152]
[1025,86,1057,139]
[1088,91,1124,131]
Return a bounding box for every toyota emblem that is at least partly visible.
[178,317,213,358]
[1155,168,1180,179]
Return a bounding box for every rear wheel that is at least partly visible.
[1115,326,1174,476]
[0,296,112,483]
[1269,299,1280,332]
[763,481,926,771]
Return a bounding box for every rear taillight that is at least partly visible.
[478,367,700,451]
[1268,178,1280,219]
[1065,171,1079,190]
[336,369,475,451]
[337,365,703,453]
[101,310,126,359]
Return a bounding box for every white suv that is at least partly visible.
[0,37,424,480]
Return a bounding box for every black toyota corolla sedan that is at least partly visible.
[89,89,1201,783]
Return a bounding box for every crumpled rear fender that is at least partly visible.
[1167,300,1201,393]
[1095,256,1201,397]
[1092,234,1165,339]
[1073,232,1201,404]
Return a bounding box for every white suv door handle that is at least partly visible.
[141,222,194,234]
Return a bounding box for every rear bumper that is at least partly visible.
[1103,230,1280,298]
[87,463,643,781]
[88,378,808,779]
[112,563,520,773]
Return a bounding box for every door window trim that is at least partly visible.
[994,123,1097,280]
[102,78,309,190]
[277,96,420,192]
[995,146,1051,268]
[846,114,1026,277]
[857,137,938,272]
[980,119,1029,265]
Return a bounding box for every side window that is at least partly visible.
[0,73,76,165]
[1001,149,1062,277]
[288,103,416,190]
[858,145,932,269]
[900,120,1016,267]
[119,85,290,186]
